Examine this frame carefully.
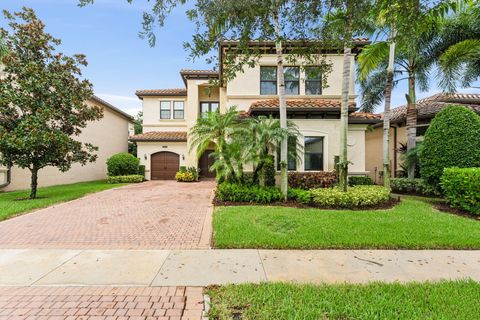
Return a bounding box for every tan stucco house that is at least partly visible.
[0,96,135,191]
[365,93,480,183]
[131,40,381,180]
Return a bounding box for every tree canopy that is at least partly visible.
[0,8,103,199]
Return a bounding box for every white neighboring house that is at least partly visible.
[0,96,135,191]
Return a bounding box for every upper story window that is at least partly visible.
[200,102,219,117]
[284,67,299,95]
[160,100,184,119]
[160,101,171,119]
[305,67,322,95]
[260,66,277,95]
[173,101,184,119]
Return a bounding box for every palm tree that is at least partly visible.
[246,115,302,184]
[357,1,445,179]
[432,3,480,91]
[189,107,245,182]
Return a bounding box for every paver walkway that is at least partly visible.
[1,249,479,286]
[0,181,215,250]
[0,286,205,320]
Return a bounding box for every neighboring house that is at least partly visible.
[0,96,135,191]
[365,93,480,183]
[131,39,381,180]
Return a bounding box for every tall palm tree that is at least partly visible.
[358,1,445,179]
[189,107,245,182]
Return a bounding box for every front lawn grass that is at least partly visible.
[213,198,480,249]
[207,280,480,320]
[0,180,127,221]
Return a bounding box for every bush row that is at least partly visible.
[310,185,391,208]
[441,167,480,215]
[107,175,144,184]
[390,178,438,196]
[348,176,373,186]
[288,172,336,189]
[216,183,283,203]
[216,183,391,208]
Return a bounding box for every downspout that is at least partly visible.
[0,167,11,189]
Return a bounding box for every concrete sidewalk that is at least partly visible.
[1,249,479,286]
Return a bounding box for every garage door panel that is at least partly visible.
[151,152,179,180]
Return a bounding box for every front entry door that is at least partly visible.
[199,150,216,178]
[151,152,180,180]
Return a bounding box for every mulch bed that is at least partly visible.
[213,197,400,211]
[434,202,480,221]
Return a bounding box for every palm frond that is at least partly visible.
[357,41,390,82]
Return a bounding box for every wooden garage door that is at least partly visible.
[151,152,180,180]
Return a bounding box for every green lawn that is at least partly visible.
[0,180,127,221]
[213,198,480,249]
[207,281,480,320]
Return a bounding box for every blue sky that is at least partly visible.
[2,0,478,115]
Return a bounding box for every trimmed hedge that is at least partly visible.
[287,188,311,204]
[420,106,480,190]
[106,153,140,176]
[310,186,391,208]
[348,176,373,186]
[441,167,480,215]
[390,178,438,196]
[216,183,282,203]
[107,175,144,184]
[288,172,336,190]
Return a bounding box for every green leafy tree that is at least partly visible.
[420,105,480,191]
[0,8,103,199]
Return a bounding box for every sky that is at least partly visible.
[2,0,478,116]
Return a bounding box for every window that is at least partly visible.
[200,102,219,116]
[160,101,171,119]
[304,137,323,170]
[173,101,184,119]
[305,67,322,95]
[260,66,277,95]
[284,67,299,95]
[276,137,297,171]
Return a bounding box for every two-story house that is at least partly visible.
[131,40,380,180]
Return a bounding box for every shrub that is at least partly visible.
[288,172,336,190]
[138,165,146,177]
[310,185,391,208]
[441,167,480,215]
[420,106,480,190]
[390,178,438,196]
[262,155,276,187]
[106,153,140,176]
[107,175,143,184]
[175,167,199,182]
[216,183,283,203]
[348,176,373,186]
[287,188,311,204]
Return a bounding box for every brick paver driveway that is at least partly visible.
[0,181,215,249]
[0,286,204,320]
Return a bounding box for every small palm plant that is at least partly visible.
[189,107,247,182]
